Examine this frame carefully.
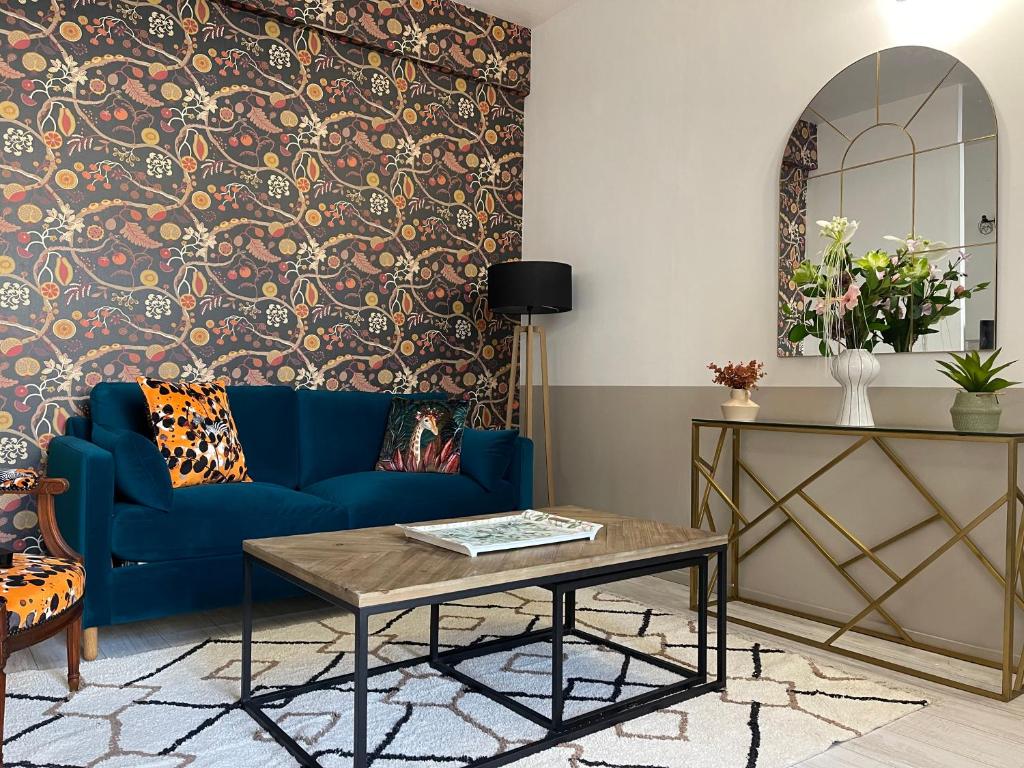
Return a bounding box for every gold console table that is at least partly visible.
[690,418,1024,701]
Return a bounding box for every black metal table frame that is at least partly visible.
[240,544,728,768]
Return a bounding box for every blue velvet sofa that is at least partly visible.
[48,383,532,635]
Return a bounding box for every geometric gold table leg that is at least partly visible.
[731,428,741,599]
[688,419,1024,700]
[698,429,729,532]
[690,424,700,531]
[691,425,729,609]
[823,492,1009,647]
[838,513,941,570]
[877,438,1024,613]
[740,467,913,644]
[1003,440,1018,698]
[730,440,872,542]
[1015,507,1024,690]
[690,423,700,611]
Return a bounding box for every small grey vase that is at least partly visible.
[950,391,1002,432]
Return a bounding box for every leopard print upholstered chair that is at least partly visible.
[0,476,83,762]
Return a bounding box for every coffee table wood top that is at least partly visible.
[243,506,727,608]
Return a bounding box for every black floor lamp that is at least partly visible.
[488,261,572,505]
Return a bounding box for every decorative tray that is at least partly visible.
[398,510,602,557]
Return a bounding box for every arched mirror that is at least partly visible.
[778,47,997,357]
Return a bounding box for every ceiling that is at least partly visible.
[461,0,579,28]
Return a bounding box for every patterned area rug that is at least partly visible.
[6,588,927,767]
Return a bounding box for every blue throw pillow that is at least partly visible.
[461,429,518,492]
[92,424,173,512]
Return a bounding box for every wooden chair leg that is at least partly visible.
[67,616,81,692]
[82,626,98,662]
[2,600,7,764]
[1,657,6,766]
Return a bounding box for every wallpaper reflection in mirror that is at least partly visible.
[778,47,997,357]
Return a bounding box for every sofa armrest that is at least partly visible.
[506,437,534,510]
[48,435,114,628]
[64,415,91,439]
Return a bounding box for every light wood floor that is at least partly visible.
[11,576,1023,767]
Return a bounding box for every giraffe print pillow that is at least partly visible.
[136,377,252,488]
[375,397,470,474]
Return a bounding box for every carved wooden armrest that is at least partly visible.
[35,477,80,563]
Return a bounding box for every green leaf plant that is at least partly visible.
[783,219,990,355]
[936,348,1019,393]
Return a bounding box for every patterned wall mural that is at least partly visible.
[0,0,530,550]
[777,119,817,356]
[234,0,531,93]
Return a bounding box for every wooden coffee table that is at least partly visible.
[240,507,729,768]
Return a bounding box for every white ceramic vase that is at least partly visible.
[721,388,760,422]
[830,349,880,427]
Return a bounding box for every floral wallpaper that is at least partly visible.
[0,0,529,551]
[777,119,817,357]
[235,0,531,95]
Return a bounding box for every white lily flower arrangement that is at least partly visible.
[883,234,950,261]
[785,217,990,354]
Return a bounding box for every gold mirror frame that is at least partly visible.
[777,46,998,357]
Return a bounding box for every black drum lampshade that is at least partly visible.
[488,261,572,319]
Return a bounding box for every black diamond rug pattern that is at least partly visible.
[5,588,927,767]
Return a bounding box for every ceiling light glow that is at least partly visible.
[879,0,1004,45]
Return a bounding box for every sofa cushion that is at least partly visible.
[111,482,348,562]
[90,382,299,488]
[224,385,299,488]
[297,391,394,486]
[92,424,173,512]
[461,429,518,491]
[137,378,253,488]
[297,391,450,486]
[302,471,517,528]
[91,382,149,434]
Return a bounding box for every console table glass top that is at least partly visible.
[692,418,1024,441]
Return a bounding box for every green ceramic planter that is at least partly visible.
[950,391,1002,433]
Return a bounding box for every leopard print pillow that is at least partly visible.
[136,378,252,488]
[0,467,39,491]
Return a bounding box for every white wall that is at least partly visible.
[522,0,1022,388]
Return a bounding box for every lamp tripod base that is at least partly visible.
[505,324,555,506]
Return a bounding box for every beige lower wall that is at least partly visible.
[531,385,1024,661]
